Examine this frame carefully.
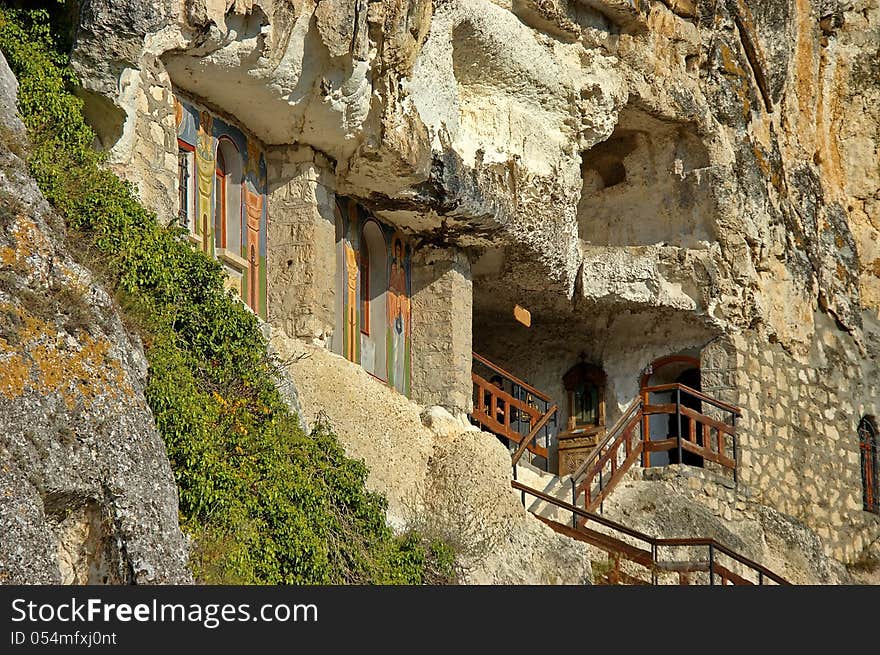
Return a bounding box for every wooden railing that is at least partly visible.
[513,481,789,585]
[471,353,557,470]
[570,397,644,512]
[572,383,741,513]
[641,383,740,472]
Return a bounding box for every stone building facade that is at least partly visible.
[68,0,880,569]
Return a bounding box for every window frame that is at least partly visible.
[215,146,228,249]
[177,139,196,234]
[859,416,879,515]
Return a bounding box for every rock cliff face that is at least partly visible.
[0,54,190,584]
[71,0,879,342]
[7,0,880,582]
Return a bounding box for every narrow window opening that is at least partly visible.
[859,416,879,514]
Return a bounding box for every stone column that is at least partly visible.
[265,146,337,346]
[410,246,473,417]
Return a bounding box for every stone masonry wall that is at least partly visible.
[101,54,177,224]
[265,146,337,347]
[732,318,880,562]
[410,247,473,417]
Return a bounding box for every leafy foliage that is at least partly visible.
[0,6,453,584]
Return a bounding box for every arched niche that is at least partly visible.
[563,361,607,432]
[557,360,607,477]
[215,137,243,252]
[359,220,388,380]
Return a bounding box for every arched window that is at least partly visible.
[859,416,879,514]
[359,221,387,380]
[177,140,195,231]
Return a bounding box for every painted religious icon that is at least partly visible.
[388,235,410,393]
[195,110,215,253]
[344,201,361,363]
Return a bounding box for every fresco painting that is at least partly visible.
[175,96,268,319]
[335,198,412,397]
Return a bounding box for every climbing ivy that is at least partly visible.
[0,6,454,584]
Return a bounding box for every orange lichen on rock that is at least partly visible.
[0,301,132,408]
[717,43,753,120]
[0,245,15,267]
[0,350,30,398]
[1,215,53,271]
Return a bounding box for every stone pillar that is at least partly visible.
[410,246,473,417]
[265,146,337,346]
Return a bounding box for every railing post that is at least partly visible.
[513,463,526,508]
[709,544,715,586]
[676,387,683,467]
[571,478,577,528]
[758,571,763,586]
[651,544,658,585]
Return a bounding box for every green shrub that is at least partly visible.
[0,6,452,584]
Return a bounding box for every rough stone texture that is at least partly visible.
[270,331,592,583]
[410,246,474,417]
[602,466,851,585]
[0,53,190,584]
[65,0,880,576]
[265,145,337,346]
[732,315,880,563]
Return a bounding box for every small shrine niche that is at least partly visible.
[557,359,607,476]
[563,361,606,432]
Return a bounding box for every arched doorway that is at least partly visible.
[640,354,702,467]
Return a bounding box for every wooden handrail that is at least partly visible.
[576,411,643,496]
[473,372,544,421]
[642,383,741,416]
[473,352,553,404]
[570,397,642,482]
[511,404,558,467]
[512,480,789,585]
[575,384,738,483]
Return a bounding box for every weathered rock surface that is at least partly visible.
[51,0,880,579]
[602,467,851,584]
[66,0,879,346]
[0,53,190,584]
[270,331,592,584]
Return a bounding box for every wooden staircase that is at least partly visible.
[471,352,788,585]
[471,352,558,469]
[515,481,788,585]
